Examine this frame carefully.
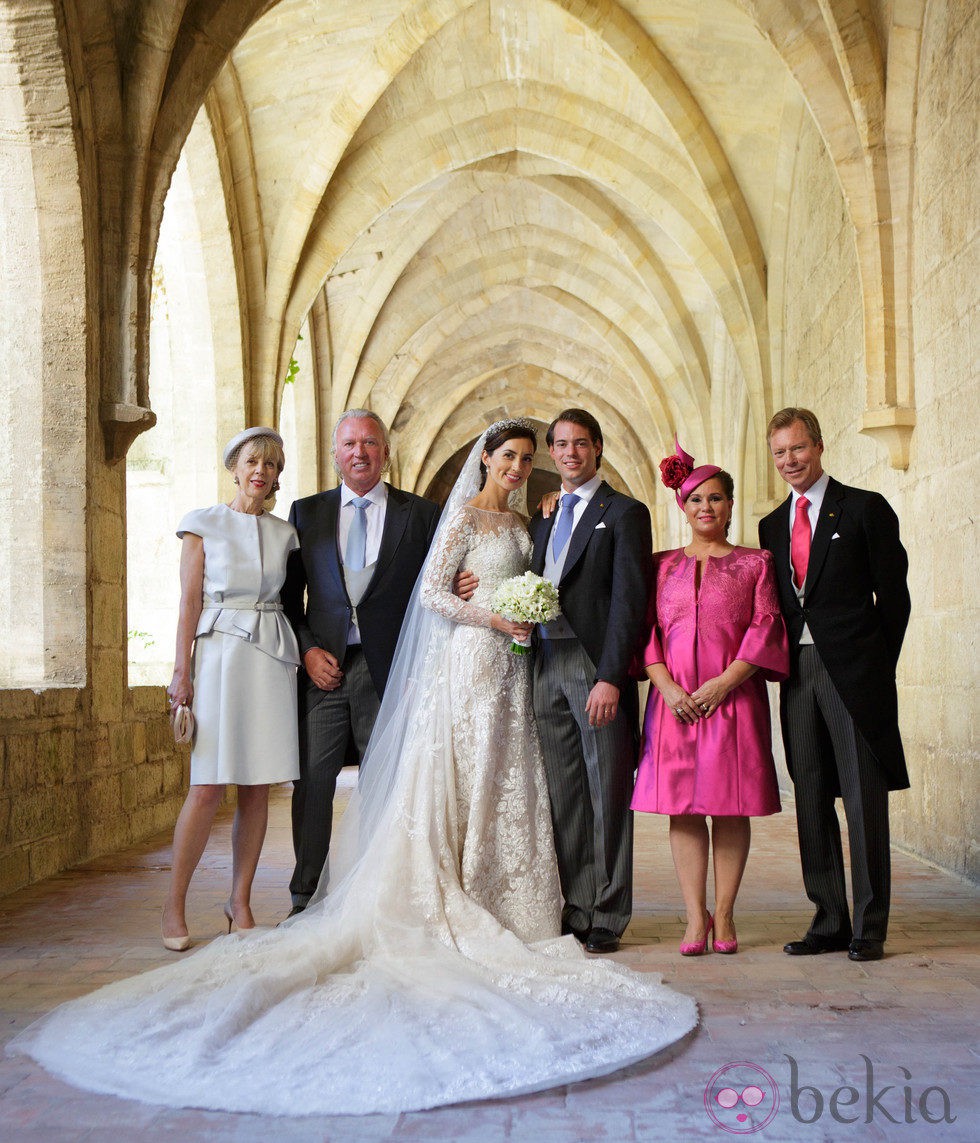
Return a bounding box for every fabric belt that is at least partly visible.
[202,602,283,612]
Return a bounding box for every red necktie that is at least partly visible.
[791,495,811,588]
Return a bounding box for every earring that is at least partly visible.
[233,476,240,485]
[272,481,280,493]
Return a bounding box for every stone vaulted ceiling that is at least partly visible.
[60,0,917,495]
[207,0,808,500]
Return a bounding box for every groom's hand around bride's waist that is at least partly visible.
[452,569,479,600]
[304,647,344,691]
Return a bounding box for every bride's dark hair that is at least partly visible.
[478,420,537,489]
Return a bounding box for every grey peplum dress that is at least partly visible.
[177,504,301,785]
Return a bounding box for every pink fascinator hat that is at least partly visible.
[659,437,722,508]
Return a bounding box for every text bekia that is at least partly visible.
[786,1055,956,1125]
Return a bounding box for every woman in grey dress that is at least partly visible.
[162,427,300,950]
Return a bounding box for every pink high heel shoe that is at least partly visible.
[713,929,739,954]
[680,913,713,956]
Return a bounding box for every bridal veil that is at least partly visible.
[9,424,697,1115]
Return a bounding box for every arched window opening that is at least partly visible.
[277,317,319,521]
[0,13,86,688]
[127,110,245,685]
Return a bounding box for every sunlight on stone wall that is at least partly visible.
[0,13,85,688]
[277,317,319,521]
[896,0,979,879]
[127,151,223,684]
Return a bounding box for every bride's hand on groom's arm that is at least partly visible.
[304,646,343,691]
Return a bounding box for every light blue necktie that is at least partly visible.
[345,497,372,571]
[551,493,580,557]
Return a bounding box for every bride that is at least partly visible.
[10,419,697,1116]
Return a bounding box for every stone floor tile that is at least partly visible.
[0,779,977,1141]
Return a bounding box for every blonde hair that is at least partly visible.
[766,407,822,445]
[331,410,391,477]
[225,434,285,476]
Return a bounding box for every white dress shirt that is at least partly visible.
[339,480,387,644]
[541,472,603,639]
[789,471,829,644]
[338,480,388,568]
[550,473,602,561]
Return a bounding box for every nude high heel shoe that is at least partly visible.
[223,901,256,932]
[161,910,191,952]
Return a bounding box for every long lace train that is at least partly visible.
[9,428,697,1115]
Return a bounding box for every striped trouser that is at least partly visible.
[784,645,891,942]
[533,638,635,935]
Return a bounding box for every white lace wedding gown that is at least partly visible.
[418,504,559,940]
[10,502,697,1117]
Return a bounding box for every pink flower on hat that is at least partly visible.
[659,454,693,490]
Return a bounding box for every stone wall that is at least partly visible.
[0,0,976,901]
[0,689,187,895]
[775,7,979,880]
[897,0,978,879]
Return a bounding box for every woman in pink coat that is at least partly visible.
[632,442,788,956]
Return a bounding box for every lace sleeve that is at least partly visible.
[733,550,790,682]
[419,507,494,628]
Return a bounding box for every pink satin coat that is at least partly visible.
[631,547,789,817]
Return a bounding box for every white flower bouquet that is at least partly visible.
[490,571,562,654]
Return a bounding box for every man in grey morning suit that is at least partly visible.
[759,407,910,962]
[281,411,440,914]
[530,409,653,954]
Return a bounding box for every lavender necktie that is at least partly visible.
[345,497,372,571]
[551,493,580,557]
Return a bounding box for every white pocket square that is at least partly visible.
[594,522,607,529]
[831,532,841,540]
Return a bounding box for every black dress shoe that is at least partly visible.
[848,939,884,962]
[561,920,589,944]
[783,934,851,955]
[585,927,620,954]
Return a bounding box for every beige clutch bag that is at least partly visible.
[171,703,196,746]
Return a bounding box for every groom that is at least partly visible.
[530,409,653,953]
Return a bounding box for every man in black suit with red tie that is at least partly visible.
[759,408,910,961]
